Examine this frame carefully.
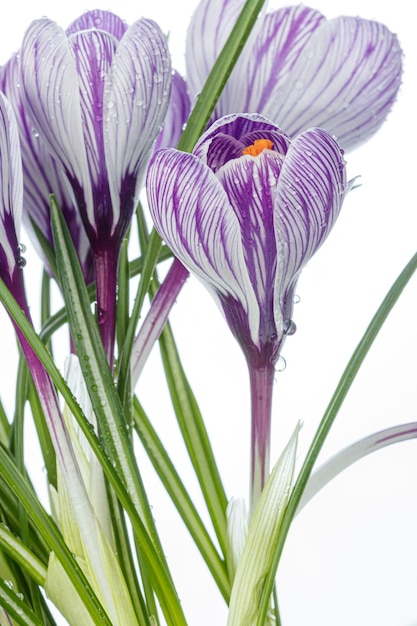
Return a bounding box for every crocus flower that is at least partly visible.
[147,113,348,505]
[186,1,403,151]
[0,54,93,283]
[19,10,172,364]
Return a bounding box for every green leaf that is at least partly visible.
[49,197,187,626]
[133,397,230,601]
[256,249,417,625]
[0,578,44,626]
[227,425,300,626]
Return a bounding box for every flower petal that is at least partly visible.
[274,127,346,330]
[19,19,93,214]
[147,148,257,315]
[1,54,93,279]
[104,18,172,234]
[66,9,128,39]
[186,0,245,103]
[216,150,284,327]
[263,15,403,151]
[155,70,191,151]
[0,93,23,281]
[221,5,325,118]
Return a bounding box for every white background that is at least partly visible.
[0,1,416,625]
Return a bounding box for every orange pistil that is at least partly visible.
[242,138,274,156]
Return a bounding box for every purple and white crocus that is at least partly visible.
[18,10,173,365]
[147,113,349,505]
[186,1,403,151]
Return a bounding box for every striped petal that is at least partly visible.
[186,1,402,151]
[0,54,92,279]
[274,127,346,331]
[66,9,128,39]
[19,19,91,211]
[0,93,23,282]
[147,148,257,322]
[268,16,403,150]
[219,6,325,119]
[186,0,245,101]
[155,70,191,151]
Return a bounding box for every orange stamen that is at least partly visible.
[242,138,274,156]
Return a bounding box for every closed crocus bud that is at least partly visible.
[147,113,348,367]
[19,10,173,364]
[186,2,403,151]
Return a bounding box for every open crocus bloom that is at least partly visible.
[147,113,349,368]
[186,2,403,151]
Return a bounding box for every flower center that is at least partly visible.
[242,138,274,156]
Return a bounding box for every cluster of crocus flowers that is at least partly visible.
[147,113,349,505]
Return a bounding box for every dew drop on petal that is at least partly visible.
[293,294,301,304]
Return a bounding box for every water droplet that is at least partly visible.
[293,294,301,304]
[284,319,297,336]
[17,242,26,253]
[106,100,114,109]
[276,355,286,372]
[4,580,13,589]
[17,256,26,268]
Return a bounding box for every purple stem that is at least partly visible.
[130,257,189,387]
[248,361,276,514]
[94,247,119,369]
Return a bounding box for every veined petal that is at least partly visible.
[216,150,284,321]
[155,70,191,151]
[0,93,23,281]
[19,19,93,213]
[147,148,257,316]
[66,9,128,39]
[186,0,245,102]
[267,16,403,151]
[274,127,346,331]
[69,28,116,231]
[222,6,325,118]
[104,18,172,235]
[1,53,92,278]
